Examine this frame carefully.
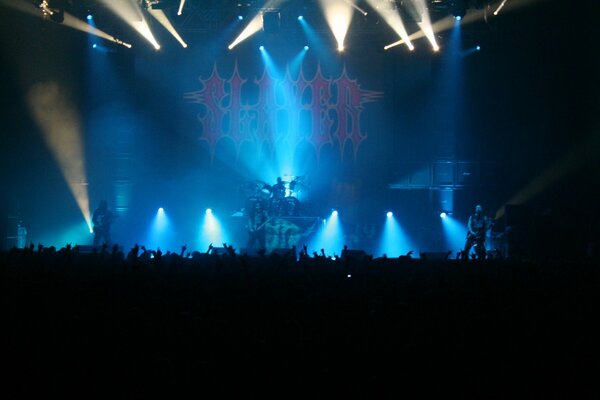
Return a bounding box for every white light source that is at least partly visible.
[318,0,353,52]
[148,8,188,48]
[494,0,508,16]
[177,0,186,16]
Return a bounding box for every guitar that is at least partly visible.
[248,216,272,233]
[93,213,118,233]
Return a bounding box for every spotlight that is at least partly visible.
[92,43,97,48]
[440,212,447,219]
[206,208,212,214]
[320,0,353,53]
[386,211,393,218]
[238,15,243,20]
[494,0,508,16]
[177,0,186,16]
[86,14,93,21]
[228,11,264,49]
[298,15,303,20]
[304,45,309,50]
[147,8,188,48]
[259,45,264,51]
[331,210,338,217]
[158,207,164,213]
[451,0,467,20]
[476,45,481,51]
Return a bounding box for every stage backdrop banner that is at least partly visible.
[184,63,383,163]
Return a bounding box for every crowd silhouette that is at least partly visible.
[1,243,598,398]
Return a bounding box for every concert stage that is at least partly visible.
[228,216,321,253]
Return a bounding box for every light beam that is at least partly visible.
[148,8,188,48]
[384,0,547,50]
[228,0,284,50]
[318,0,354,51]
[365,0,413,50]
[0,0,132,48]
[177,0,186,16]
[494,0,508,15]
[27,82,91,231]
[99,0,160,50]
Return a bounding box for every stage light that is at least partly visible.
[304,45,309,50]
[452,0,467,20]
[318,0,353,52]
[177,0,186,16]
[86,14,92,21]
[440,214,468,254]
[298,15,303,20]
[27,82,92,231]
[440,212,447,218]
[92,43,97,48]
[148,8,188,48]
[98,0,161,50]
[379,212,416,257]
[238,15,243,20]
[148,206,171,250]
[343,0,368,16]
[259,45,264,51]
[2,0,132,49]
[365,0,414,51]
[310,209,344,256]
[414,0,439,52]
[201,208,227,249]
[494,0,508,16]
[227,0,285,49]
[228,11,264,50]
[476,45,481,51]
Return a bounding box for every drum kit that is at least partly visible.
[241,176,306,217]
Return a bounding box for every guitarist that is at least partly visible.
[247,199,268,250]
[92,200,115,247]
[462,204,490,259]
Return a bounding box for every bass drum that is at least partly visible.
[282,197,300,216]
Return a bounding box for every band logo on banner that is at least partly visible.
[184,63,382,162]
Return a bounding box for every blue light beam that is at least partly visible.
[200,209,227,249]
[378,214,416,257]
[309,211,344,257]
[147,207,173,250]
[440,215,468,254]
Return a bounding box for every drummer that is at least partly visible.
[272,177,286,200]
